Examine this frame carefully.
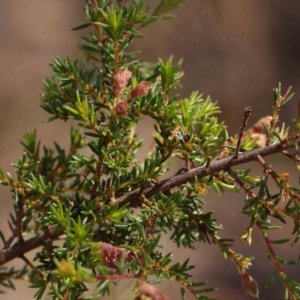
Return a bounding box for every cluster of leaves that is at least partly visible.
[1,1,300,300]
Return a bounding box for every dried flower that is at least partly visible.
[113,70,132,96]
[130,81,152,98]
[114,100,130,116]
[99,242,136,268]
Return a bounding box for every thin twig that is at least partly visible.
[19,254,35,270]
[256,155,299,202]
[1,220,17,252]
[226,168,255,197]
[256,222,296,300]
[267,86,292,146]
[281,150,296,160]
[235,106,252,158]
[227,167,297,299]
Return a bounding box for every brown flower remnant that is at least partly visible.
[244,115,272,147]
[113,69,132,96]
[135,281,169,300]
[130,81,152,98]
[241,271,259,298]
[99,242,136,270]
[114,100,130,116]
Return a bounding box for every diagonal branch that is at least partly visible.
[1,136,300,267]
[113,136,300,207]
[0,229,62,266]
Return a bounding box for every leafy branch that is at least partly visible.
[0,1,300,300]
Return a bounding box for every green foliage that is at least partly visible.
[1,1,300,300]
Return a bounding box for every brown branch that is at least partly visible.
[16,194,25,243]
[1,136,300,268]
[113,136,300,207]
[235,106,252,158]
[0,228,62,266]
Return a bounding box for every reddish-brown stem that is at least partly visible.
[256,222,296,300]
[63,289,69,300]
[264,201,300,222]
[256,222,284,275]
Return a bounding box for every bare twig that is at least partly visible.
[1,220,17,252]
[235,106,252,158]
[19,254,35,270]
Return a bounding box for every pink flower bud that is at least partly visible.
[130,81,152,98]
[135,281,169,300]
[114,100,130,116]
[249,116,272,134]
[113,70,132,96]
[243,116,272,147]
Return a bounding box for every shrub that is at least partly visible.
[0,1,300,299]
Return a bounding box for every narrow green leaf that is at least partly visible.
[72,23,92,30]
[64,106,80,115]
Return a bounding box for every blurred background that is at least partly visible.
[0,1,300,299]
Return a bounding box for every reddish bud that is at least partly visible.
[243,116,272,147]
[248,116,272,134]
[241,271,259,298]
[130,81,152,98]
[135,281,169,300]
[114,100,130,116]
[113,70,132,96]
